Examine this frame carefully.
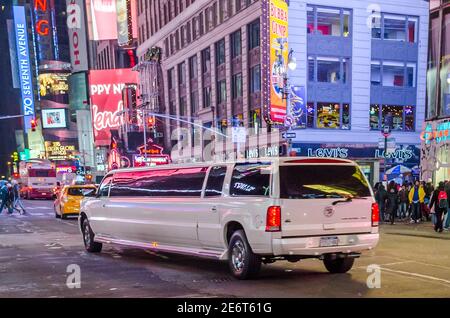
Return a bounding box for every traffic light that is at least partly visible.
[147,116,156,129]
[30,118,37,132]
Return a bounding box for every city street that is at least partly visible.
[0,199,449,298]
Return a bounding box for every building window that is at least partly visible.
[309,56,349,84]
[249,65,261,93]
[236,0,242,12]
[191,91,199,114]
[307,5,352,37]
[168,68,175,90]
[371,14,418,43]
[199,12,204,36]
[370,104,415,131]
[217,79,227,104]
[232,73,243,99]
[307,103,314,128]
[178,62,186,85]
[371,61,417,87]
[231,30,241,58]
[248,19,260,49]
[179,96,187,117]
[249,109,261,130]
[215,39,225,66]
[202,47,211,73]
[203,86,211,108]
[189,55,198,79]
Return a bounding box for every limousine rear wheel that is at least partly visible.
[82,218,102,253]
[323,257,355,274]
[228,230,261,280]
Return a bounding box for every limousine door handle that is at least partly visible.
[211,206,217,213]
[102,204,106,208]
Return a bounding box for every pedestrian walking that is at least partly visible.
[429,181,447,233]
[375,184,388,223]
[408,180,425,223]
[397,184,409,220]
[386,181,399,225]
[11,180,26,214]
[0,183,10,214]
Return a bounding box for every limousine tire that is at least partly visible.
[323,257,355,274]
[82,218,102,253]
[228,230,261,280]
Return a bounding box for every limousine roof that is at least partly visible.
[105,157,357,175]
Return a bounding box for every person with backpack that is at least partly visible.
[429,181,447,233]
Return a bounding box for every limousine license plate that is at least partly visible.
[320,236,339,247]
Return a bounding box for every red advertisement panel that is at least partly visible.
[89,69,138,146]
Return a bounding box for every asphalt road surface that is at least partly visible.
[1,199,449,298]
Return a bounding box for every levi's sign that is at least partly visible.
[13,6,35,129]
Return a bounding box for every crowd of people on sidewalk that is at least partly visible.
[0,180,26,215]
[374,178,450,233]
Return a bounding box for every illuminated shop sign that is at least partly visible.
[420,122,450,145]
[133,138,170,167]
[13,6,35,130]
[38,72,70,100]
[32,0,54,61]
[66,0,89,72]
[246,145,281,159]
[262,0,289,125]
[45,141,76,160]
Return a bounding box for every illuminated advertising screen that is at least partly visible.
[69,73,88,111]
[87,0,137,41]
[66,0,89,72]
[116,0,132,46]
[262,0,288,125]
[89,69,139,146]
[42,109,68,129]
[45,141,77,161]
[38,72,70,104]
[13,6,35,130]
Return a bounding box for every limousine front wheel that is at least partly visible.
[323,256,355,274]
[228,230,261,279]
[82,218,102,253]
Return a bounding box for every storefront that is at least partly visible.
[291,143,420,186]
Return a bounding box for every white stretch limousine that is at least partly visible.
[79,157,379,279]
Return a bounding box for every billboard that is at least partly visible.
[86,0,137,41]
[42,109,68,129]
[89,69,139,146]
[38,72,70,103]
[69,72,89,111]
[13,6,35,130]
[66,0,89,72]
[32,0,55,61]
[116,0,132,46]
[262,0,288,125]
[45,141,77,161]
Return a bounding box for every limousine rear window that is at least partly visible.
[109,167,208,197]
[230,163,271,197]
[279,165,371,199]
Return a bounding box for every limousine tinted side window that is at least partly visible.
[98,175,113,197]
[109,167,208,197]
[230,163,271,196]
[205,166,227,197]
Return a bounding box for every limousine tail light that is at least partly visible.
[266,206,281,232]
[371,203,379,227]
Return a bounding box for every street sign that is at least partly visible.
[378,137,396,149]
[382,126,391,137]
[282,132,297,139]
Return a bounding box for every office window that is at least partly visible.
[372,14,418,43]
[408,17,418,43]
[317,102,341,129]
[231,30,242,58]
[179,96,187,116]
[343,10,351,37]
[370,104,380,129]
[217,79,227,104]
[307,103,315,128]
[317,7,341,36]
[308,57,315,81]
[191,91,199,114]
[383,61,405,87]
[371,61,381,86]
[405,106,415,131]
[382,105,403,130]
[250,65,261,93]
[406,63,416,87]
[178,62,186,85]
[384,15,406,41]
[203,86,211,108]
[189,55,198,79]
[202,47,211,73]
[168,68,175,89]
[307,6,314,34]
[216,39,225,66]
[342,104,350,129]
[248,19,260,49]
[199,12,204,36]
[317,57,341,83]
[232,73,243,99]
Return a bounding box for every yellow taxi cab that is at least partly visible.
[54,185,97,219]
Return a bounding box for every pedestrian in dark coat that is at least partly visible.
[429,182,448,233]
[375,184,388,223]
[386,181,399,225]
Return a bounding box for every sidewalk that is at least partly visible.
[380,220,450,240]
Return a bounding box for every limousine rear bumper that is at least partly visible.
[271,233,379,256]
